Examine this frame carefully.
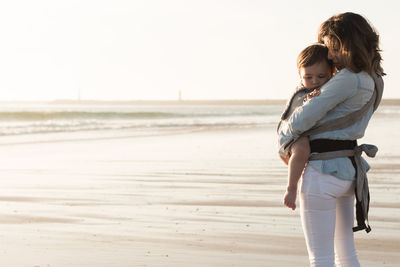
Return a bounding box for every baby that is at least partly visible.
[279,44,335,210]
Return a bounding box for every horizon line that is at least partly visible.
[0,98,399,105]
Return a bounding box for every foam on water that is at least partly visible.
[0,103,282,137]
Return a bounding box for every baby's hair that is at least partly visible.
[297,44,334,72]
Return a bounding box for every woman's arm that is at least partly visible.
[288,69,358,137]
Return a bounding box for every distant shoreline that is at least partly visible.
[0,99,399,106]
[49,99,287,105]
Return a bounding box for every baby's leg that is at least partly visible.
[284,137,310,210]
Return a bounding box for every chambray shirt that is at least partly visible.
[278,68,375,181]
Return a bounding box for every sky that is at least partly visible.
[0,0,399,101]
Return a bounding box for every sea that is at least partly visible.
[0,102,284,145]
[0,101,398,146]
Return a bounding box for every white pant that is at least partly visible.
[300,165,361,267]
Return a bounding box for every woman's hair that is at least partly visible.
[318,12,385,75]
[297,43,334,72]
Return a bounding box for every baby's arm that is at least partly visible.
[283,136,310,210]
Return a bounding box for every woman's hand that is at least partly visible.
[284,187,297,210]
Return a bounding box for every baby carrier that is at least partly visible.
[278,72,384,233]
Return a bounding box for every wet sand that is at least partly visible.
[0,119,398,266]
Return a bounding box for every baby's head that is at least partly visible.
[297,44,334,89]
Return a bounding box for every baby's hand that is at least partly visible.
[307,89,320,100]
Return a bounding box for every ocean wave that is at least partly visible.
[376,107,400,115]
[0,111,187,120]
[0,110,277,121]
[0,119,275,136]
[0,105,281,136]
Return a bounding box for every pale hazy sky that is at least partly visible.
[0,0,399,101]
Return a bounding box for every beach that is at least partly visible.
[0,103,399,266]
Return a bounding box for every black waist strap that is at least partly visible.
[309,138,358,172]
[310,139,357,153]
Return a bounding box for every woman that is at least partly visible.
[282,13,384,266]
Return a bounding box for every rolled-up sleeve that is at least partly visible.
[288,70,358,137]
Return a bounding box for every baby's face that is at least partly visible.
[299,61,333,89]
